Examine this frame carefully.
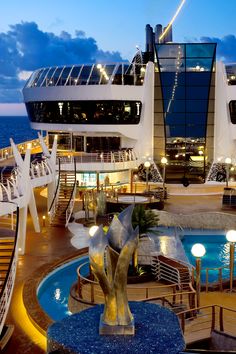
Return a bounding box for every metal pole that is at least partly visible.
[226,164,229,188]
[163,164,166,198]
[229,242,235,292]
[146,168,149,192]
[196,257,201,308]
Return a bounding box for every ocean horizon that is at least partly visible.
[0,116,42,148]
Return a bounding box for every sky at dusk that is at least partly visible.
[1,0,236,115]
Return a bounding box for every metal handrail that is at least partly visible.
[0,203,19,336]
[65,158,77,226]
[48,157,61,213]
[178,304,236,338]
[58,149,137,165]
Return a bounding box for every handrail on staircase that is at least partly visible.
[65,158,77,226]
[0,202,19,336]
[48,157,61,213]
[63,157,77,215]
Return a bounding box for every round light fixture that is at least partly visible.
[144,161,151,168]
[226,230,236,243]
[161,157,168,164]
[191,243,206,258]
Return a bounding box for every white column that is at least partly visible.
[28,189,40,232]
[18,206,28,255]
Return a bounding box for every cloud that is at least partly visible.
[0,21,125,103]
[200,35,236,62]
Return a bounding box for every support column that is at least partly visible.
[28,190,40,233]
[18,206,28,255]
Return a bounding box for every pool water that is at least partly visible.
[181,233,236,282]
[37,256,88,321]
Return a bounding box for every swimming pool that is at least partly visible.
[37,256,88,321]
[181,232,235,282]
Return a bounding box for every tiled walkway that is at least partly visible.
[3,186,236,353]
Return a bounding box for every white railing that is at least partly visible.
[58,149,137,165]
[29,159,52,179]
[26,62,147,88]
[0,136,48,162]
[151,255,193,286]
[0,205,19,337]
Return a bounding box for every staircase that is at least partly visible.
[0,206,19,350]
[152,254,192,285]
[0,234,14,288]
[50,170,76,226]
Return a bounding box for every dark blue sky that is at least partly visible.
[1,0,236,113]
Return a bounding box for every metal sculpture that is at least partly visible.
[89,205,138,335]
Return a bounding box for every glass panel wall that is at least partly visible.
[155,43,216,182]
[26,100,142,125]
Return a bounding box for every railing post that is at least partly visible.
[91,283,95,303]
[211,305,215,331]
[181,313,185,334]
[78,276,82,298]
[219,307,224,332]
[145,287,148,299]
[206,269,208,293]
[219,268,223,292]
[173,286,176,305]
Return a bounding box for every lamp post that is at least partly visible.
[191,243,206,309]
[144,161,151,192]
[225,157,232,188]
[161,157,168,199]
[226,230,236,292]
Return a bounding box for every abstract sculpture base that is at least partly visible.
[99,315,134,335]
[47,302,185,354]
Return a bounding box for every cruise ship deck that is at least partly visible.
[3,184,236,354]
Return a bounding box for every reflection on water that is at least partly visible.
[182,234,235,283]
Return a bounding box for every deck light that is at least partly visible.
[191,243,206,308]
[161,157,168,198]
[226,230,236,292]
[89,225,99,237]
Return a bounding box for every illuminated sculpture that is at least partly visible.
[89,205,138,335]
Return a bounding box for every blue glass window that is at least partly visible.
[186,44,216,58]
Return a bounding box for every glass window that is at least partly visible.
[26,100,142,125]
[160,72,185,86]
[41,68,56,86]
[186,124,205,137]
[186,100,209,113]
[163,100,185,113]
[186,58,213,72]
[185,72,211,86]
[27,69,44,87]
[60,66,73,85]
[36,68,50,87]
[186,113,207,124]
[229,100,236,124]
[67,66,82,85]
[165,112,186,125]
[156,44,185,58]
[186,44,216,58]
[88,66,101,85]
[51,67,64,86]
[78,65,92,85]
[186,86,209,99]
[162,86,185,100]
[158,58,185,72]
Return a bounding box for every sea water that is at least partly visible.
[0,116,42,148]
